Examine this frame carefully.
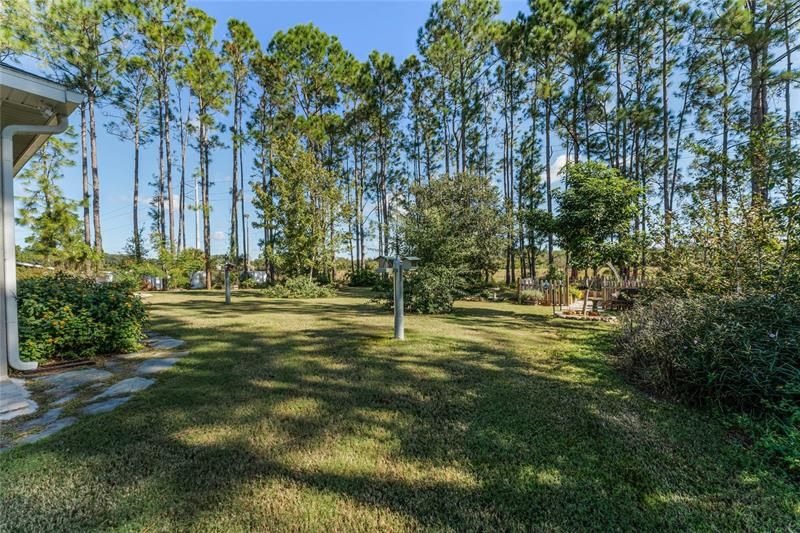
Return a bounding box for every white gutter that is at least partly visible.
[1,115,69,373]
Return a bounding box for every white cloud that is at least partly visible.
[540,154,569,185]
[551,154,569,181]
[212,231,226,241]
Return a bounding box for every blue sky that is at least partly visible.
[14,0,530,257]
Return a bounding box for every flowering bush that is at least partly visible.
[17,274,147,361]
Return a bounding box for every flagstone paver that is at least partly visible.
[19,417,77,444]
[81,396,131,415]
[20,408,63,431]
[147,337,185,350]
[0,379,38,422]
[136,358,180,375]
[38,368,113,394]
[52,393,77,406]
[91,377,154,400]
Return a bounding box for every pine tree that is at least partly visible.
[250,50,284,281]
[222,19,259,269]
[528,0,569,268]
[418,0,501,175]
[268,23,352,278]
[17,131,92,268]
[106,56,157,262]
[138,0,187,254]
[182,7,228,288]
[0,0,37,62]
[363,51,404,256]
[37,0,123,257]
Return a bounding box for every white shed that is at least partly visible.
[1,63,82,378]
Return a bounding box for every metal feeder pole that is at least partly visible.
[394,255,404,340]
[225,267,231,305]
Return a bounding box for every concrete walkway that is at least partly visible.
[0,333,187,450]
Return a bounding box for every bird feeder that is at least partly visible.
[376,255,393,273]
[402,256,420,271]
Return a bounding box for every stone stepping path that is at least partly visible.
[1,333,188,450]
[0,379,38,422]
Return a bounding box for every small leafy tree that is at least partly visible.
[554,161,640,312]
[402,173,504,285]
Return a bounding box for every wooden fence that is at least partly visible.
[517,277,647,307]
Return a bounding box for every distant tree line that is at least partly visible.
[3,0,798,292]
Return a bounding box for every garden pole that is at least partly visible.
[225,269,231,305]
[394,255,404,340]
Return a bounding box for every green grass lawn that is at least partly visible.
[1,289,797,531]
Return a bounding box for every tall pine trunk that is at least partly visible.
[661,5,671,250]
[202,113,212,290]
[81,103,91,246]
[785,6,793,205]
[164,79,175,255]
[545,99,554,267]
[133,124,141,261]
[239,116,247,272]
[88,94,102,254]
[157,90,166,243]
[231,92,240,262]
[179,90,189,252]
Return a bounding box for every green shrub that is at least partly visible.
[518,289,544,304]
[615,293,800,474]
[261,276,336,298]
[18,274,147,362]
[347,268,380,287]
[240,276,268,289]
[379,265,462,314]
[406,266,461,313]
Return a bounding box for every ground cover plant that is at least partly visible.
[616,293,800,474]
[17,274,147,362]
[0,289,796,530]
[518,289,544,304]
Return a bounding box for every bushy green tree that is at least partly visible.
[555,161,641,270]
[554,161,640,310]
[270,135,341,278]
[402,172,504,284]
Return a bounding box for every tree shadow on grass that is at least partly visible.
[0,293,796,530]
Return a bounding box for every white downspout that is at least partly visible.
[1,115,69,373]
